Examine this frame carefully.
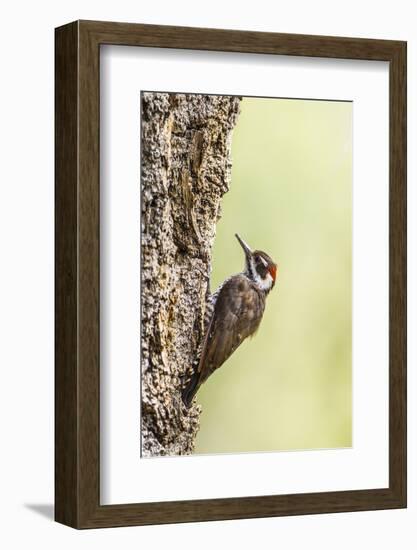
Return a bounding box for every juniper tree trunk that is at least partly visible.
[141,92,241,457]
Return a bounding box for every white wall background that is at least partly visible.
[0,1,414,548]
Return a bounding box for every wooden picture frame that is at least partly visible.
[55,20,407,528]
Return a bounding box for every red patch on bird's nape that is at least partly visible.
[268,264,277,281]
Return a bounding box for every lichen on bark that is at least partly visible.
[141,92,241,457]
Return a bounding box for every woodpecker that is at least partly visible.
[182,233,277,408]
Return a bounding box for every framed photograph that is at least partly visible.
[55,20,406,528]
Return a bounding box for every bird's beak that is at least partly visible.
[235,233,252,259]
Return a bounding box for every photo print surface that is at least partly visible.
[141,92,352,458]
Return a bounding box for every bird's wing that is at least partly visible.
[196,274,264,387]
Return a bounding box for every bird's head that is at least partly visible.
[235,233,277,293]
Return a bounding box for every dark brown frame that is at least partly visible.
[55,20,407,529]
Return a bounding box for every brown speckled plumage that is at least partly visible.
[182,234,277,407]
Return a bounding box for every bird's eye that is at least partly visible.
[255,256,268,277]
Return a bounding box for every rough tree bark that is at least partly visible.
[141,92,241,457]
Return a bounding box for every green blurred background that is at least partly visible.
[194,96,352,454]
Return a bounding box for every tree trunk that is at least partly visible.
[141,92,241,457]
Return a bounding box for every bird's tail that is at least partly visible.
[181,372,200,408]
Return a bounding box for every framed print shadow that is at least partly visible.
[55,20,407,528]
